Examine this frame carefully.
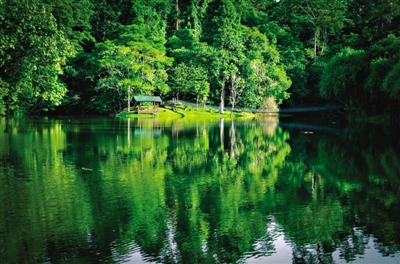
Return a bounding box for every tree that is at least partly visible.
[0,1,75,114]
[342,0,400,49]
[382,62,400,100]
[0,0,95,115]
[171,63,210,108]
[367,35,400,101]
[201,0,246,113]
[276,0,346,62]
[0,79,8,115]
[228,75,245,113]
[239,26,291,108]
[319,47,368,110]
[92,24,172,113]
[131,0,171,35]
[167,28,215,105]
[260,22,309,106]
[320,34,400,115]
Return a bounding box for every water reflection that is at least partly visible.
[0,116,400,263]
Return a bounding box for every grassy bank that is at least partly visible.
[117,105,257,120]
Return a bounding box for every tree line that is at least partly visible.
[1,0,399,116]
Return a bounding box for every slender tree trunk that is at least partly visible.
[127,86,131,112]
[175,0,179,31]
[314,28,317,63]
[230,76,236,113]
[219,82,225,114]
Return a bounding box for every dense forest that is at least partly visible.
[0,0,399,116]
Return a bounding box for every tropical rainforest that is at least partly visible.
[0,0,399,116]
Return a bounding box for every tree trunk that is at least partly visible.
[175,0,179,31]
[230,76,236,113]
[314,28,317,63]
[219,82,225,114]
[127,87,131,112]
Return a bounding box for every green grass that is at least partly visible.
[118,105,255,120]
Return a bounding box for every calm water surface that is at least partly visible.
[0,115,400,264]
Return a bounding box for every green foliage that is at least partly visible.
[1,0,400,115]
[0,0,75,114]
[382,62,400,99]
[319,48,367,107]
[44,0,94,48]
[240,26,291,107]
[131,0,170,34]
[367,35,400,100]
[166,28,198,50]
[90,0,132,42]
[343,0,400,49]
[260,22,309,105]
[273,0,347,61]
[90,24,172,113]
[0,79,8,115]
[170,63,210,107]
[321,34,400,113]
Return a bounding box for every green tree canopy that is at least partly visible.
[90,24,172,113]
[0,1,77,114]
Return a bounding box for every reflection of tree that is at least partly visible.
[278,122,400,261]
[0,116,174,263]
[165,117,290,263]
[120,149,169,260]
[76,119,172,261]
[291,243,335,264]
[0,117,94,263]
[2,117,400,263]
[220,118,224,152]
[230,120,237,158]
[337,229,369,262]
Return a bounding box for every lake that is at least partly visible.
[1,115,399,263]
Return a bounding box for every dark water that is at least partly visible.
[0,115,400,264]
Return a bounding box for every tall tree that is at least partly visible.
[276,0,346,62]
[342,0,400,49]
[367,35,400,101]
[205,0,246,113]
[260,22,309,106]
[0,1,76,114]
[91,24,172,113]
[171,63,210,108]
[241,26,291,107]
[319,48,368,111]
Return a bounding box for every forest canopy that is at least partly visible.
[0,0,399,116]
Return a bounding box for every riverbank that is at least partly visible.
[117,104,258,120]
